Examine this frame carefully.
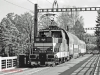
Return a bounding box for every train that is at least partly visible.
[29,25,86,67]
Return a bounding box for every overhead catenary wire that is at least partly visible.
[3,0,33,11]
[45,0,52,4]
[27,0,42,9]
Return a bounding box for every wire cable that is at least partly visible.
[4,0,32,11]
[27,0,42,9]
[46,0,52,4]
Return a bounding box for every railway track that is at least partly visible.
[71,54,100,75]
[93,55,100,75]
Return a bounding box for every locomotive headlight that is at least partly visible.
[33,48,40,51]
[33,48,37,51]
[51,49,53,50]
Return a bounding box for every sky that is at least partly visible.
[0,0,100,34]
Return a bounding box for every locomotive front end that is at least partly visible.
[29,26,69,66]
[30,30,56,66]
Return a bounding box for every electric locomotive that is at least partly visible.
[29,25,86,66]
[29,26,69,66]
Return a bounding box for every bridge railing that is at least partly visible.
[0,56,17,71]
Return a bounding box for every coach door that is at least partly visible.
[39,53,46,65]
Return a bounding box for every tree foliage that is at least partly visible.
[57,10,85,40]
[86,44,97,50]
[84,33,97,44]
[95,10,100,51]
[72,19,85,40]
[0,12,34,56]
[38,13,58,30]
[14,13,34,44]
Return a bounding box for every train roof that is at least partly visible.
[66,31,80,44]
[79,40,86,45]
[62,28,85,45]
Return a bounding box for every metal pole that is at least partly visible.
[34,4,38,38]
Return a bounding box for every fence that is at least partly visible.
[0,56,17,71]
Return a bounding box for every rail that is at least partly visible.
[91,55,100,75]
[0,56,17,71]
[71,55,99,75]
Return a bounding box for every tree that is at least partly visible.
[14,13,34,44]
[57,12,73,30]
[0,12,34,56]
[0,13,19,56]
[57,7,85,41]
[38,13,55,30]
[86,44,97,53]
[14,12,34,54]
[0,23,5,56]
[72,19,85,40]
[84,33,97,44]
[95,10,100,52]
[57,6,81,31]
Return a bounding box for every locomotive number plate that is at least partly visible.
[39,51,46,53]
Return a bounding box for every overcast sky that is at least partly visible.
[1,0,100,34]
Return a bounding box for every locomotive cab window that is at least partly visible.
[38,30,62,38]
[38,31,50,37]
[51,31,62,38]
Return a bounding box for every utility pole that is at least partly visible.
[34,4,38,38]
